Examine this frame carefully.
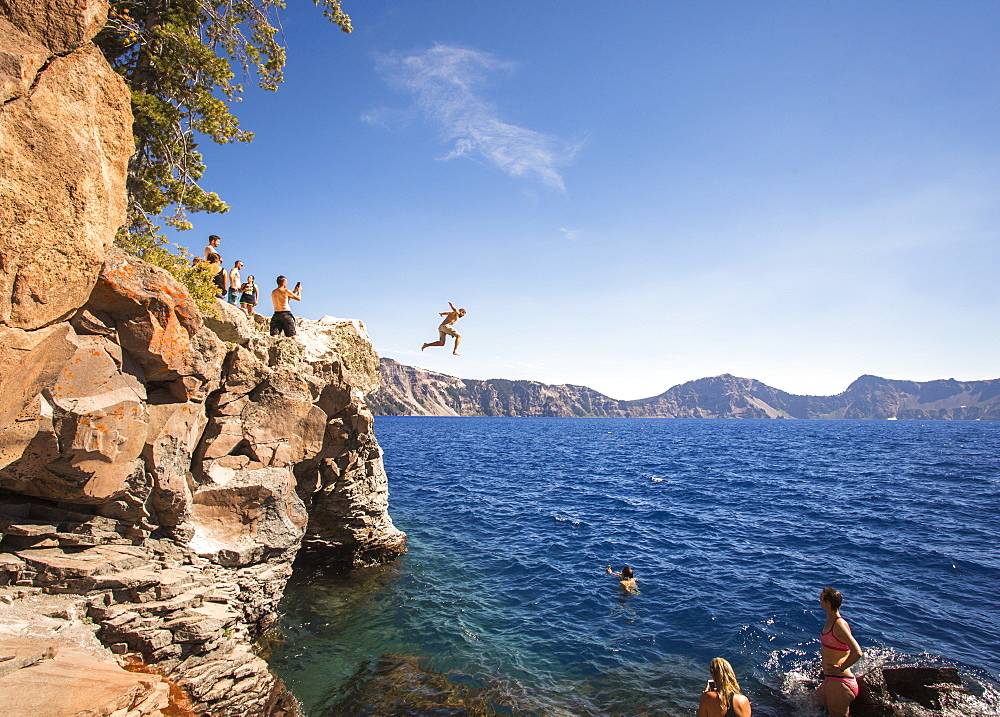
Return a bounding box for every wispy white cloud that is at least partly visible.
[367,44,579,191]
[558,227,581,241]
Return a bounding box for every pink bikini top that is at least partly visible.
[821,619,851,652]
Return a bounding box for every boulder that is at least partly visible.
[144,402,207,529]
[855,665,969,716]
[0,18,49,104]
[882,666,963,709]
[0,323,75,431]
[297,316,381,396]
[198,352,326,469]
[297,394,406,569]
[189,466,308,567]
[0,330,148,502]
[202,298,255,346]
[87,248,227,402]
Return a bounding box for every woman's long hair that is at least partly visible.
[710,657,743,711]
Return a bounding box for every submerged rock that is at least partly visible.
[855,665,978,717]
[319,653,525,717]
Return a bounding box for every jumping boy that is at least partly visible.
[421,302,466,355]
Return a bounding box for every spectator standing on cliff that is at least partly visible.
[206,252,226,297]
[239,275,259,319]
[270,275,301,337]
[421,302,466,355]
[203,234,221,260]
[227,260,243,304]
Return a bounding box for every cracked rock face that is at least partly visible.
[0,2,406,713]
[0,8,131,333]
[0,0,132,442]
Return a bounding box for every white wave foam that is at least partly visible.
[765,645,1000,717]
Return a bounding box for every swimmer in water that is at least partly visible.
[606,565,638,594]
[816,587,863,717]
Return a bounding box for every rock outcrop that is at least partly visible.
[0,4,405,713]
[853,665,982,716]
[0,0,132,432]
[371,358,1000,420]
[0,257,406,715]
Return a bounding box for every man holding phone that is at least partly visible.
[269,275,301,337]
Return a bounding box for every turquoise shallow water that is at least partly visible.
[270,418,1000,715]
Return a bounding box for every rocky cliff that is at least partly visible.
[371,358,1000,420]
[0,3,404,714]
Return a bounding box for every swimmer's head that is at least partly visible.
[458,308,467,317]
[820,587,842,610]
[621,566,633,579]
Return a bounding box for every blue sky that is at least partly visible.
[168,1,1000,400]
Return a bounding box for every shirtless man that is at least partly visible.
[203,234,221,260]
[269,275,301,337]
[421,302,466,355]
[228,260,243,304]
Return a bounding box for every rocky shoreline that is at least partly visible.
[0,250,406,716]
[0,2,987,714]
[1,2,404,711]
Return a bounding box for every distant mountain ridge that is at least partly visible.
[369,358,1000,420]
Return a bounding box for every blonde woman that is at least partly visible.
[698,657,752,717]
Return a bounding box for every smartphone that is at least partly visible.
[706,680,716,692]
[294,281,301,292]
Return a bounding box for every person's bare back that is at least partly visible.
[269,276,301,338]
[271,286,297,312]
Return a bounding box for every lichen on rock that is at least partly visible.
[0,3,405,712]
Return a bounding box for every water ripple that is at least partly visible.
[272,418,1000,716]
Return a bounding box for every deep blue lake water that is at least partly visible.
[271,418,1000,715]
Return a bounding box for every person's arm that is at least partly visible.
[448,301,458,312]
[833,619,863,671]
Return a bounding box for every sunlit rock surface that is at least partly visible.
[0,5,406,706]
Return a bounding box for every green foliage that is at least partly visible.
[116,228,220,313]
[273,337,303,367]
[95,0,352,296]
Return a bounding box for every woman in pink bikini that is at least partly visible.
[817,587,864,717]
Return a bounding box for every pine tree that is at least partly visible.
[96,0,351,255]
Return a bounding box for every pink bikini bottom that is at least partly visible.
[823,674,859,699]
